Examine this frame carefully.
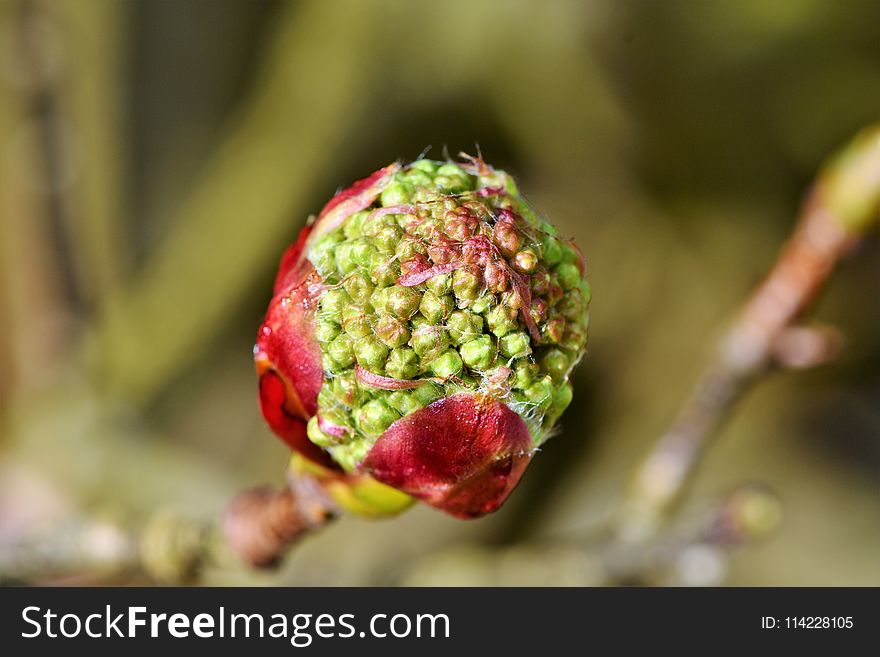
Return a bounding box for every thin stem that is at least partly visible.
[223,476,337,569]
[0,477,336,584]
[617,125,880,543]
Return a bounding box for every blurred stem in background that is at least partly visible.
[87,0,381,404]
[1,0,125,396]
[0,0,73,401]
[609,125,880,574]
[52,0,128,309]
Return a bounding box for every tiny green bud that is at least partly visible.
[434,164,473,193]
[374,313,411,348]
[436,163,466,177]
[328,438,371,472]
[540,348,571,382]
[419,290,454,324]
[341,305,373,339]
[452,267,481,300]
[314,319,342,344]
[429,349,463,379]
[433,176,465,193]
[334,241,358,275]
[470,293,495,315]
[404,169,433,187]
[370,252,399,287]
[343,210,369,239]
[554,262,581,291]
[545,382,573,426]
[361,212,393,237]
[447,310,483,344]
[542,235,563,265]
[499,331,532,359]
[387,390,424,415]
[539,219,558,236]
[413,381,444,405]
[357,399,399,437]
[581,280,592,305]
[354,335,389,372]
[409,159,437,174]
[385,285,421,319]
[513,360,538,389]
[385,347,419,379]
[425,273,452,296]
[410,326,448,361]
[525,375,555,408]
[459,335,495,371]
[486,304,518,337]
[561,244,580,265]
[380,181,413,207]
[310,235,340,274]
[369,285,391,311]
[343,271,374,305]
[375,224,403,254]
[320,288,352,322]
[410,313,431,330]
[395,239,427,261]
[327,333,355,368]
[330,370,360,406]
[350,238,376,268]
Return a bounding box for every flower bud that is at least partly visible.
[256,158,590,518]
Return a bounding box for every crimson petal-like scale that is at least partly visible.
[362,393,534,518]
[255,257,334,468]
[256,166,398,470]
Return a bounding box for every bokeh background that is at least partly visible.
[1,0,878,585]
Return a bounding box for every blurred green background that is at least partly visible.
[0,0,878,585]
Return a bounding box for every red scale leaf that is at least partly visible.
[257,165,400,469]
[362,393,534,518]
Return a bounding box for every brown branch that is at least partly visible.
[223,475,337,569]
[0,518,136,585]
[0,474,337,584]
[617,125,880,543]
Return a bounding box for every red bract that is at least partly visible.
[255,238,332,468]
[256,167,399,470]
[362,393,533,518]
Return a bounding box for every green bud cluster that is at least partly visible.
[306,159,590,471]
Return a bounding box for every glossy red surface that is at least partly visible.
[362,393,534,518]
